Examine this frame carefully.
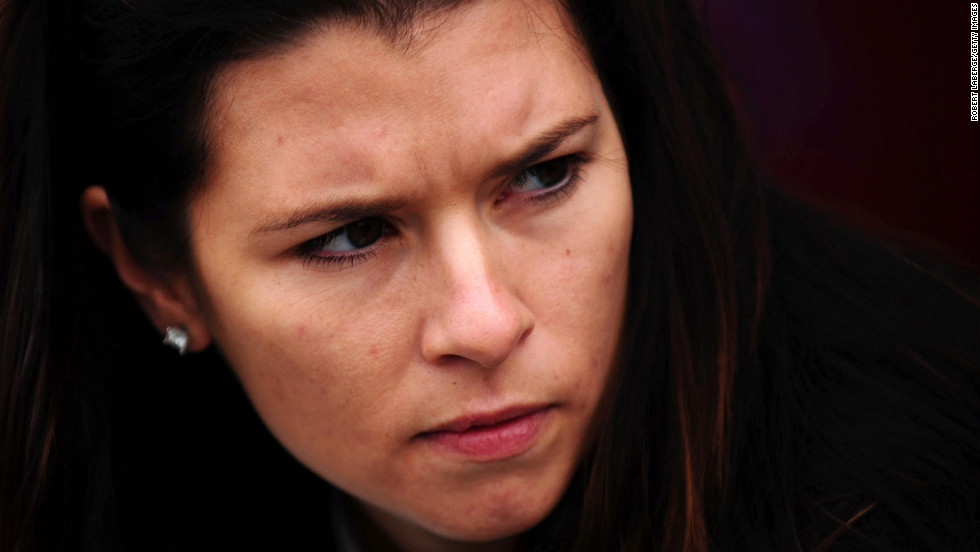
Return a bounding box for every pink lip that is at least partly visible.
[418,404,553,460]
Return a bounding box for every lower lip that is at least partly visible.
[421,408,551,461]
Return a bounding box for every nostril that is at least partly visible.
[514,318,534,347]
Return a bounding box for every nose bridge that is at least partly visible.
[420,212,533,368]
[441,215,500,299]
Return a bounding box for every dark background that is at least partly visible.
[695,0,979,270]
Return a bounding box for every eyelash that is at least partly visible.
[505,153,587,207]
[298,153,587,269]
[303,247,379,269]
[298,228,388,270]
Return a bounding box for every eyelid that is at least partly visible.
[502,152,590,205]
[516,166,583,206]
[527,152,591,179]
[303,247,380,270]
[488,114,600,180]
[296,218,394,270]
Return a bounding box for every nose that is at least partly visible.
[419,221,535,369]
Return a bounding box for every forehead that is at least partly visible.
[203,0,597,202]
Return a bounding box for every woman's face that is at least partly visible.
[189,0,632,548]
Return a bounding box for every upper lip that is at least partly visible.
[421,403,552,434]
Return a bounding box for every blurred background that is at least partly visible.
[694,0,979,270]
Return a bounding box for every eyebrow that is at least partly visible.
[252,112,600,234]
[488,113,599,178]
[253,197,409,234]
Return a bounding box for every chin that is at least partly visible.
[433,511,545,543]
[421,483,567,543]
[362,475,570,549]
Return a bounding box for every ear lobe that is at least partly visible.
[80,186,211,353]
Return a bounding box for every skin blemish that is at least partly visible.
[566,249,571,256]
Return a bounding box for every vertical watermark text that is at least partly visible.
[971,3,978,120]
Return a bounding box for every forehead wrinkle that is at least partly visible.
[209,0,554,137]
[204,0,587,167]
[204,0,594,224]
[397,6,586,196]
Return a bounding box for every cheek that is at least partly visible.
[200,269,418,454]
[521,174,632,403]
[226,308,425,499]
[540,179,632,335]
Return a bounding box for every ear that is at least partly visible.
[80,186,211,353]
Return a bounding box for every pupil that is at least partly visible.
[347,219,384,248]
[533,158,568,186]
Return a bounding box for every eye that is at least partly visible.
[500,154,586,206]
[298,218,392,268]
[511,155,576,193]
[316,218,387,252]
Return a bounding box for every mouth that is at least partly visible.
[417,404,554,461]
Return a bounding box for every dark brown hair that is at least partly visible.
[1,0,976,550]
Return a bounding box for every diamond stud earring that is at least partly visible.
[163,326,189,356]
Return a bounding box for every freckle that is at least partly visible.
[566,249,571,256]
